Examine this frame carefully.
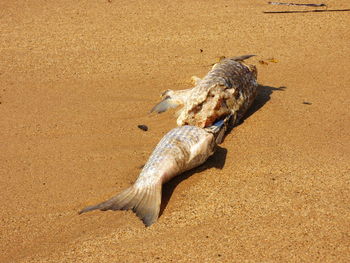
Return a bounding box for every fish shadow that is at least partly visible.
[226,85,286,134]
[160,84,285,217]
[248,85,285,119]
[160,146,227,217]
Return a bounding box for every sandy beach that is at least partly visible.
[1,0,349,262]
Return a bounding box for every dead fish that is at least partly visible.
[151,55,258,128]
[79,117,230,226]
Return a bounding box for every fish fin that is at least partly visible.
[79,183,162,227]
[150,97,180,114]
[191,76,202,85]
[150,88,193,114]
[230,54,256,61]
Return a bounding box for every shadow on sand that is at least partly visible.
[244,85,286,122]
[160,146,227,216]
[160,84,286,217]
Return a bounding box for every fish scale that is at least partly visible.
[135,126,215,187]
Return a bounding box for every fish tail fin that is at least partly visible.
[231,54,256,61]
[79,183,162,227]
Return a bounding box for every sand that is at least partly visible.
[1,0,349,262]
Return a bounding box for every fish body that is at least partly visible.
[80,119,228,226]
[151,55,258,128]
[137,125,216,186]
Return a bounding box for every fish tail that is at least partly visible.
[231,54,256,61]
[79,183,162,227]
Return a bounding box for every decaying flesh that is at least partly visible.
[151,55,258,128]
[79,118,229,226]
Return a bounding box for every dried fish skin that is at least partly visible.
[151,55,258,128]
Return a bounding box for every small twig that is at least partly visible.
[268,2,326,7]
[264,9,350,13]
